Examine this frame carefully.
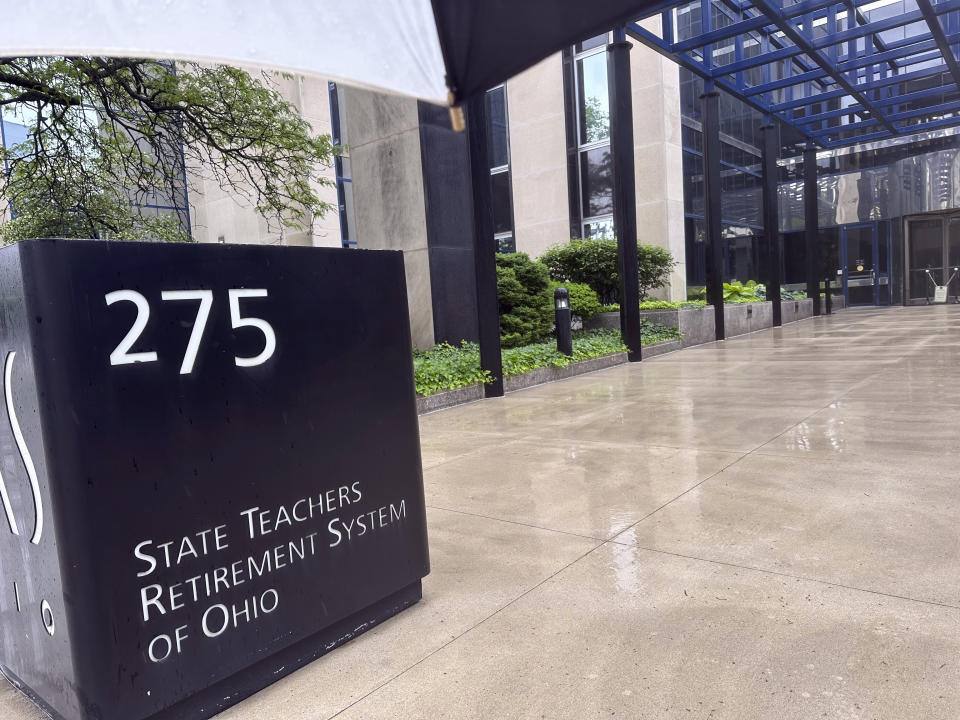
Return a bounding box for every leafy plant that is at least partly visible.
[689,281,764,304]
[540,239,676,304]
[724,281,764,303]
[0,159,192,244]
[548,281,603,320]
[413,342,491,397]
[496,252,553,348]
[0,57,335,240]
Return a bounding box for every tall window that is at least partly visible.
[486,85,515,253]
[328,82,356,248]
[571,35,613,239]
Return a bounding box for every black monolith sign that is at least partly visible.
[0,239,430,720]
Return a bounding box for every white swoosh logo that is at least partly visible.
[4,351,43,544]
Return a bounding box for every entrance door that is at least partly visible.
[842,224,884,306]
[906,215,960,303]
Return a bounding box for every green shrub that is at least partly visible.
[547,281,603,320]
[540,239,676,304]
[496,252,552,348]
[413,342,491,397]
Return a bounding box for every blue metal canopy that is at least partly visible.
[628,0,960,148]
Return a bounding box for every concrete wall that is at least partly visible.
[507,53,570,260]
[189,71,340,249]
[342,88,435,349]
[630,22,687,301]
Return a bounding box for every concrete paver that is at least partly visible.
[3,306,958,719]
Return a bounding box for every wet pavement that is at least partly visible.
[3,305,959,719]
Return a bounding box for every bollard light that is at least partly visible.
[554,286,573,356]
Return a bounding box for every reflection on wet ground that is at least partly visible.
[4,307,959,719]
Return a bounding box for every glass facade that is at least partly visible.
[569,35,614,240]
[486,85,516,253]
[679,68,766,291]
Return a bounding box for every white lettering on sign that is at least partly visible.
[327,500,407,547]
[135,481,410,662]
[105,289,276,373]
[159,290,213,374]
[134,525,229,578]
[105,290,159,366]
[228,289,276,367]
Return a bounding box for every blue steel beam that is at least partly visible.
[749,0,899,134]
[916,0,960,90]
[814,100,960,140]
[794,83,959,124]
[835,38,939,72]
[689,0,827,82]
[771,88,846,112]
[626,21,819,142]
[743,68,826,95]
[809,0,960,51]
[628,0,960,148]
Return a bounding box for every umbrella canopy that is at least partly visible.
[4,0,657,104]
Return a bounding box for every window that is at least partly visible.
[486,85,515,253]
[567,35,613,239]
[328,82,356,248]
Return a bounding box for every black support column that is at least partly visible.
[608,25,642,361]
[803,145,821,316]
[700,88,725,340]
[761,123,782,327]
[465,93,504,397]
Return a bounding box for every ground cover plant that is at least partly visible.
[412,341,493,397]
[601,300,707,312]
[413,325,681,396]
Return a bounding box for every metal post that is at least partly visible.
[465,93,504,397]
[608,25,642,362]
[804,145,821,316]
[761,122,782,327]
[701,88,725,340]
[554,287,573,356]
[824,276,832,314]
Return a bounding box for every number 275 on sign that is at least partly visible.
[105,289,276,374]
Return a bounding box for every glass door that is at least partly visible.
[906,215,960,303]
[949,217,960,300]
[842,224,880,306]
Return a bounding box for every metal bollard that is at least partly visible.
[554,287,573,356]
[824,277,832,315]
